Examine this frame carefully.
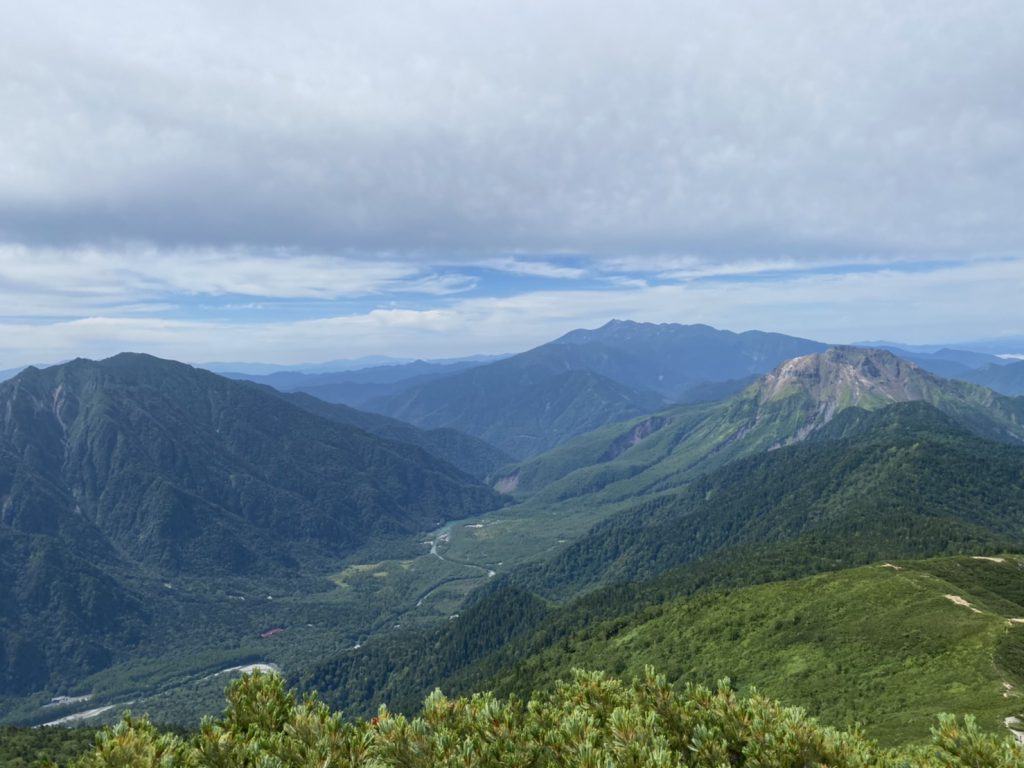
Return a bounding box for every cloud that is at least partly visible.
[0,244,478,316]
[0,2,1019,364]
[2,256,1020,368]
[475,257,588,280]
[0,1,1021,259]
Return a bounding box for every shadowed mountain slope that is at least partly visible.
[961,360,1024,397]
[368,359,665,459]
[264,390,513,480]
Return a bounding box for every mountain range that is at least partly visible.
[221,358,494,409]
[223,323,1024,462]
[4,323,1024,750]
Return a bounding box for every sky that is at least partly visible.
[0,0,1022,367]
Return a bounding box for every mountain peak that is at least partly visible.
[554,320,820,352]
[757,346,936,409]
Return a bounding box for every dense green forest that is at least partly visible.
[512,402,1024,599]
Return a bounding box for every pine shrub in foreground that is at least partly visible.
[63,669,1022,767]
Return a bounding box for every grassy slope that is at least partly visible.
[486,557,1024,746]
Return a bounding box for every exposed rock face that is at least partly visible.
[753,346,1021,446]
[758,347,934,406]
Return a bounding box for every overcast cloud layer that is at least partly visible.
[0,1,1021,365]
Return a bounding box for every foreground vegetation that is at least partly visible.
[52,670,1024,767]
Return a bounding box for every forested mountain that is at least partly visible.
[301,401,1024,733]
[269,389,512,479]
[512,402,1024,598]
[6,343,1024,747]
[365,321,826,458]
[368,359,666,459]
[498,347,1024,505]
[0,354,502,696]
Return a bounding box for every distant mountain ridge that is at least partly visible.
[201,355,414,375]
[960,359,1024,396]
[221,359,497,408]
[550,320,828,400]
[365,321,827,458]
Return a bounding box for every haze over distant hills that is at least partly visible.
[201,356,415,376]
[224,359,495,409]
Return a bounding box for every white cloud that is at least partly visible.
[0,2,1019,362]
[0,244,476,315]
[0,1,1020,257]
[2,256,1020,368]
[474,257,588,280]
